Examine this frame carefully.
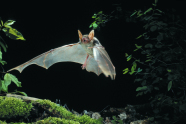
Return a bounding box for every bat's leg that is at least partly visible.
[81,54,89,69]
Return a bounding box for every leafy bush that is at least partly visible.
[90,0,186,123]
[0,17,25,94]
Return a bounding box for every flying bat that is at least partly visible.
[7,30,116,80]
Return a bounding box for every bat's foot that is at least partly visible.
[81,64,86,69]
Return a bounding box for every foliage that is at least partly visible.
[0,18,25,94]
[36,99,102,124]
[89,4,123,30]
[89,0,186,123]
[111,116,123,124]
[122,0,186,123]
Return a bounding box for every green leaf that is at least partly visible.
[136,86,147,91]
[134,78,143,82]
[1,80,8,92]
[112,116,117,120]
[135,68,142,75]
[136,92,143,96]
[123,68,129,74]
[0,50,2,60]
[144,8,153,14]
[4,73,21,87]
[168,81,172,91]
[4,73,12,87]
[92,14,97,18]
[167,69,171,72]
[135,44,142,49]
[0,20,3,27]
[97,11,103,15]
[2,27,26,40]
[156,9,164,13]
[0,36,7,52]
[4,20,16,26]
[15,90,27,96]
[0,60,7,65]
[131,62,137,71]
[136,35,142,39]
[126,55,132,61]
[145,59,151,62]
[130,11,137,17]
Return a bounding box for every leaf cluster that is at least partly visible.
[89,4,123,30]
[123,0,186,123]
[0,18,25,94]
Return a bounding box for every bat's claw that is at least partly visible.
[81,64,86,69]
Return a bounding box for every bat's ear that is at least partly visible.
[78,30,82,40]
[88,30,94,41]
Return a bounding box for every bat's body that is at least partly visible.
[7,30,116,80]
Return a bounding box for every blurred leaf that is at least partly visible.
[157,32,163,42]
[154,87,159,90]
[131,62,137,72]
[153,109,159,114]
[0,20,3,27]
[150,25,157,32]
[0,50,2,60]
[136,35,143,39]
[179,103,186,110]
[134,78,143,82]
[135,44,142,49]
[136,86,147,91]
[125,53,128,57]
[130,11,137,17]
[127,55,132,61]
[144,8,153,14]
[136,92,143,96]
[92,14,97,18]
[168,81,172,91]
[0,36,7,52]
[145,44,153,48]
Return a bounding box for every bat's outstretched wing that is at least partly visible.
[7,43,102,76]
[93,45,116,80]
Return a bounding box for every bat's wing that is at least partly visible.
[93,46,116,80]
[7,43,102,76]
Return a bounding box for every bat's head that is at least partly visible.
[78,30,94,44]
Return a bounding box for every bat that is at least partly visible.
[7,30,116,80]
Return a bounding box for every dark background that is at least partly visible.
[0,0,185,113]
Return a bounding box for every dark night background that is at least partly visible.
[0,0,185,114]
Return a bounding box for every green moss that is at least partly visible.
[0,97,102,124]
[35,99,102,124]
[0,96,33,119]
[37,117,80,124]
[0,120,7,124]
